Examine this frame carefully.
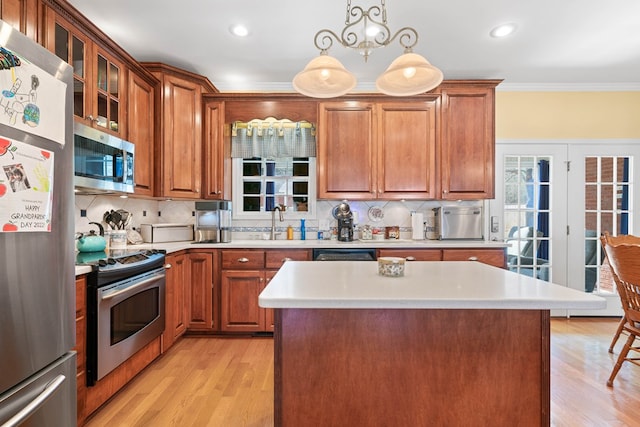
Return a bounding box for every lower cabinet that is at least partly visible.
[220,249,311,333]
[75,275,87,426]
[186,251,214,331]
[163,251,188,352]
[378,247,506,268]
[442,248,506,269]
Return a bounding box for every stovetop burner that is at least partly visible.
[76,248,166,270]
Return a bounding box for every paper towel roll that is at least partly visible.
[411,212,424,240]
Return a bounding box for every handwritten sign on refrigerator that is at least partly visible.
[0,136,54,232]
[0,46,67,146]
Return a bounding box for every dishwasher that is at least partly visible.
[312,248,376,261]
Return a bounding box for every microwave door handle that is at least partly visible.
[100,275,161,301]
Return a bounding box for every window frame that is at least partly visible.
[231,157,317,220]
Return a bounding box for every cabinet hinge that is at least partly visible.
[566,161,571,172]
[567,225,570,235]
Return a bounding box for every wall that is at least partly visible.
[496,91,640,139]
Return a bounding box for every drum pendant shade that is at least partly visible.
[292,54,357,98]
[376,52,444,96]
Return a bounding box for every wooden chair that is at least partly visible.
[600,232,640,353]
[599,236,640,386]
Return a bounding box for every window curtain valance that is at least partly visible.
[231,117,316,158]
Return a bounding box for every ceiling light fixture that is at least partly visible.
[229,24,249,37]
[292,0,443,98]
[489,23,517,38]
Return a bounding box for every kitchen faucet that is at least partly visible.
[271,204,286,240]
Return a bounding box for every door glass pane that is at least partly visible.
[97,93,107,127]
[97,55,107,91]
[73,78,84,118]
[54,24,68,62]
[109,63,119,97]
[72,36,84,78]
[584,156,632,293]
[503,155,551,281]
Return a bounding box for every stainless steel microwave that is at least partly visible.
[73,122,135,194]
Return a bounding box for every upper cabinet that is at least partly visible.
[43,7,126,136]
[0,0,39,40]
[438,81,499,200]
[128,71,156,197]
[143,63,216,199]
[317,101,375,199]
[317,99,438,200]
[203,100,229,200]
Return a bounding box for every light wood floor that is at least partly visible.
[85,318,640,427]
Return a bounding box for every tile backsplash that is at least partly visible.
[75,195,483,241]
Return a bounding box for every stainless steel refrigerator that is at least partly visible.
[0,20,77,426]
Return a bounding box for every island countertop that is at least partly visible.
[259,260,606,310]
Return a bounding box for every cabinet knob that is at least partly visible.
[443,190,449,194]
[468,256,479,261]
[282,257,292,263]
[405,256,416,261]
[86,115,99,123]
[238,257,249,263]
[164,263,172,269]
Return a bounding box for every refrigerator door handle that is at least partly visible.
[1,375,66,427]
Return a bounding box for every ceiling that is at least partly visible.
[67,0,640,93]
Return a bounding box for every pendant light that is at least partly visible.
[292,53,357,98]
[292,0,443,98]
[376,51,443,96]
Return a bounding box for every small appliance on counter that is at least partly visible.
[335,202,354,242]
[140,223,194,243]
[194,201,232,243]
[434,206,484,240]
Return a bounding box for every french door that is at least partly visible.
[491,141,640,317]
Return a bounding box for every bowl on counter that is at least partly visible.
[378,257,405,277]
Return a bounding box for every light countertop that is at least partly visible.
[74,239,508,276]
[258,261,606,310]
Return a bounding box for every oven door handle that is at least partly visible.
[100,275,162,301]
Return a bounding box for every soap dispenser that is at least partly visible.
[300,219,306,240]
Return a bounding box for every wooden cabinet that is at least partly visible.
[377,101,437,199]
[127,70,156,196]
[0,0,39,40]
[186,251,214,330]
[203,100,230,199]
[143,63,215,199]
[377,248,442,261]
[318,100,438,200]
[75,275,87,425]
[220,249,311,332]
[439,82,499,200]
[220,250,266,332]
[317,101,375,199]
[379,247,506,268]
[44,7,126,135]
[163,252,188,352]
[442,248,506,269]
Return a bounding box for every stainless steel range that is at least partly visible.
[81,249,166,386]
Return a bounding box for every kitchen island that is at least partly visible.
[259,261,605,426]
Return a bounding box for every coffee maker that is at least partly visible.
[194,201,232,243]
[336,202,354,242]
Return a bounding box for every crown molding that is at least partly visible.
[496,83,640,92]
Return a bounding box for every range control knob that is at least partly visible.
[98,259,107,267]
[107,258,117,265]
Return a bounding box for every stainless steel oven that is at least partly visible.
[84,250,166,386]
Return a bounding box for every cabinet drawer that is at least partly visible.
[265,249,311,269]
[377,249,442,261]
[442,249,506,269]
[222,250,265,269]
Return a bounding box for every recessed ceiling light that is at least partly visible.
[229,24,249,37]
[490,23,517,38]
